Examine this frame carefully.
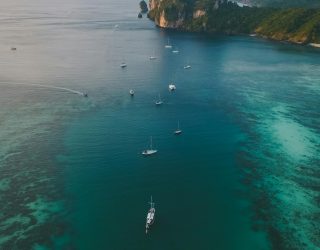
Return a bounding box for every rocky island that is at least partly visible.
[148,0,320,45]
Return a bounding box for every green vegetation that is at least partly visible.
[149,0,320,44]
[249,0,320,8]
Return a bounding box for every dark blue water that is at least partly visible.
[0,0,319,249]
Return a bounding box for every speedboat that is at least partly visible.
[145,196,155,234]
[169,84,176,91]
[149,56,157,60]
[83,93,88,97]
[120,62,127,68]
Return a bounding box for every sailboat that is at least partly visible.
[165,38,172,49]
[174,121,182,135]
[155,94,163,105]
[149,50,157,60]
[172,47,179,53]
[145,196,155,234]
[142,137,158,156]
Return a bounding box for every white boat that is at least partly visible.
[172,48,179,53]
[174,121,182,135]
[184,65,191,69]
[129,89,134,96]
[169,84,176,91]
[149,50,157,60]
[142,137,158,156]
[120,62,127,68]
[155,94,163,105]
[165,38,172,49]
[145,196,155,234]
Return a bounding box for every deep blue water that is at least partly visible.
[0,0,319,249]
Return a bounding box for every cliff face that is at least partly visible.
[148,0,189,29]
[148,0,320,45]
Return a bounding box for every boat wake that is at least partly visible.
[0,81,87,97]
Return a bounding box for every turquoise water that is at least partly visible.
[0,0,320,249]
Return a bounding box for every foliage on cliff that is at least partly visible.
[148,0,320,44]
[255,8,320,43]
[248,0,320,8]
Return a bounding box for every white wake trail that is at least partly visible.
[0,81,86,96]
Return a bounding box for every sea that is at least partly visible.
[0,0,319,249]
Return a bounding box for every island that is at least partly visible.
[148,0,320,46]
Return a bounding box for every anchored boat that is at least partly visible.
[145,196,155,234]
[142,137,157,156]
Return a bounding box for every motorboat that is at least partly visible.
[169,84,176,91]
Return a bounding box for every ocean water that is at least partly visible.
[0,0,319,249]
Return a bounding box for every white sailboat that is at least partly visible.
[142,137,158,156]
[165,38,172,49]
[155,94,163,105]
[172,47,179,53]
[149,49,157,60]
[145,196,155,234]
[174,121,182,135]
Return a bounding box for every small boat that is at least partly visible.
[169,84,176,91]
[142,137,158,156]
[184,65,191,69]
[150,50,157,60]
[155,94,163,105]
[145,196,155,234]
[83,93,88,97]
[165,38,172,49]
[120,62,127,68]
[129,89,134,96]
[174,121,182,135]
[11,47,17,51]
[138,13,142,18]
[172,48,179,54]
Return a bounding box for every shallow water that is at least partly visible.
[0,0,319,249]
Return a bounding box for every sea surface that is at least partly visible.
[0,0,319,249]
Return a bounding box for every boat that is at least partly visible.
[11,47,17,51]
[120,62,127,68]
[83,92,88,97]
[138,13,142,18]
[145,196,155,234]
[169,84,176,91]
[142,137,158,156]
[165,38,172,49]
[129,89,134,96]
[172,48,179,53]
[184,65,191,69]
[155,94,163,105]
[174,121,182,135]
[149,50,157,60]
